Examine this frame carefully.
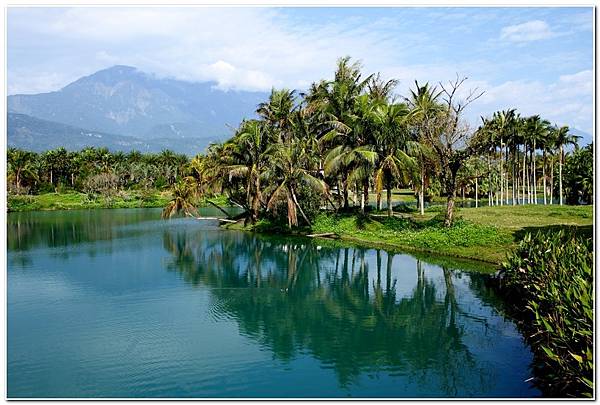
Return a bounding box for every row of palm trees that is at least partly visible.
[7,147,189,194]
[188,57,581,227]
[476,110,579,207]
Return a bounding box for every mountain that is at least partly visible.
[8,65,267,141]
[569,128,593,147]
[7,113,216,155]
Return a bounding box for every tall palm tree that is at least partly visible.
[7,148,37,192]
[264,140,327,228]
[371,103,416,217]
[407,81,444,212]
[553,125,580,205]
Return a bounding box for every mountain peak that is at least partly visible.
[101,65,138,74]
[69,65,141,88]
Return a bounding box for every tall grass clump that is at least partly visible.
[497,228,593,397]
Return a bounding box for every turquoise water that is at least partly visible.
[7,208,539,398]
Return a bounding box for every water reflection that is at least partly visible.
[7,210,538,397]
[161,226,535,396]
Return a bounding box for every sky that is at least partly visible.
[7,7,594,134]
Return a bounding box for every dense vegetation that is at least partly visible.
[497,229,593,397]
[6,147,191,211]
[181,57,592,227]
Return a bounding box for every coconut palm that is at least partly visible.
[552,125,580,205]
[7,148,37,192]
[161,177,200,219]
[370,103,416,217]
[264,140,327,228]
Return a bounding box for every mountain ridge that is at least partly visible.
[7,112,219,156]
[8,65,267,142]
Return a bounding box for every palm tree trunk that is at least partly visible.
[499,140,503,206]
[550,157,554,204]
[522,147,526,205]
[488,152,492,206]
[291,188,310,226]
[419,170,425,216]
[342,178,349,209]
[512,149,516,205]
[559,145,564,205]
[475,176,478,208]
[532,140,537,204]
[542,150,547,205]
[387,185,392,218]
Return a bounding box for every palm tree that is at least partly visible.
[162,177,199,219]
[264,140,327,228]
[7,148,37,192]
[407,81,444,212]
[553,126,580,205]
[370,103,416,217]
[257,88,296,143]
[224,119,270,223]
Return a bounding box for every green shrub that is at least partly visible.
[498,229,593,397]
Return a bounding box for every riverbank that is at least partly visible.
[7,191,231,212]
[224,204,593,265]
[7,191,173,212]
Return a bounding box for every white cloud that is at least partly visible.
[476,69,593,133]
[500,20,554,42]
[7,8,593,135]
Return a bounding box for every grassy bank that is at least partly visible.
[7,191,233,213]
[7,190,173,212]
[230,204,593,265]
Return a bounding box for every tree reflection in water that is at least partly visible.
[161,227,511,396]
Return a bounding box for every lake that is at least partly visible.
[7,208,540,398]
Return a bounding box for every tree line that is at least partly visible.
[187,57,592,227]
[7,57,593,223]
[7,147,189,196]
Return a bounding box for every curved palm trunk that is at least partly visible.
[291,187,311,226]
[251,176,261,222]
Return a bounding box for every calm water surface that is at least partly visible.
[8,208,539,398]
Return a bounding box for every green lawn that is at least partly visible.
[7,190,173,212]
[307,204,593,265]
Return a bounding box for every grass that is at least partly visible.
[236,203,593,265]
[7,190,173,212]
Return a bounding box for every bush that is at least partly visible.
[84,173,119,196]
[497,229,593,397]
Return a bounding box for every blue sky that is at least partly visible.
[7,7,593,133]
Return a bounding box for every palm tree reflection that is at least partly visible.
[161,228,500,395]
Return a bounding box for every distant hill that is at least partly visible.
[7,113,217,155]
[569,128,593,147]
[8,65,266,142]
